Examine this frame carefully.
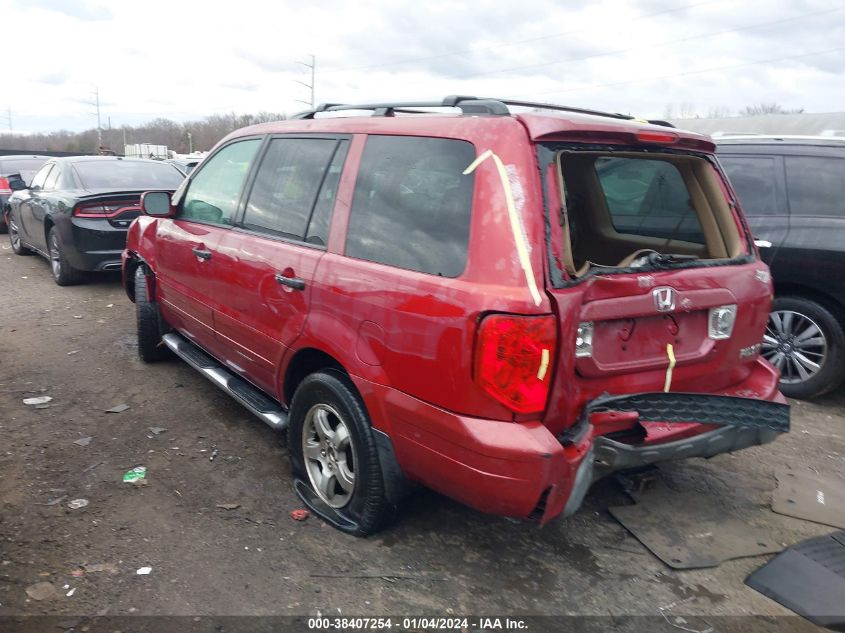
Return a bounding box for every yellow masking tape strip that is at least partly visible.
[464,150,543,306]
[537,348,550,381]
[663,343,676,393]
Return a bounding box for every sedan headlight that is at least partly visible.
[576,321,594,357]
[708,305,737,340]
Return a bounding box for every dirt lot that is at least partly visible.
[1,245,844,632]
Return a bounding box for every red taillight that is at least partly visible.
[474,314,557,415]
[0,177,10,195]
[73,201,139,218]
[636,130,679,145]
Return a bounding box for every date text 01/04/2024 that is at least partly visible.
[307,617,529,630]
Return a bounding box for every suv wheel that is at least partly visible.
[135,267,171,362]
[289,371,390,536]
[48,227,83,286]
[762,296,845,399]
[8,215,32,255]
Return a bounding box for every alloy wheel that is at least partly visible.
[49,232,62,278]
[9,219,21,250]
[302,403,356,508]
[761,310,827,384]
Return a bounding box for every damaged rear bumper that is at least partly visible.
[548,370,790,523]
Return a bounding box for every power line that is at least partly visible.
[509,46,845,100]
[294,54,316,108]
[462,6,842,79]
[319,0,715,75]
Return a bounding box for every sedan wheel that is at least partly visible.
[46,227,83,286]
[49,231,63,278]
[8,217,31,255]
[302,403,356,508]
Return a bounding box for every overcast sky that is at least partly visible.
[2,0,843,134]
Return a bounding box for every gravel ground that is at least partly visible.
[1,244,843,632]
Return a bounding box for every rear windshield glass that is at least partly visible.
[73,160,184,190]
[0,158,48,185]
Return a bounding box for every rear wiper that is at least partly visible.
[647,252,699,266]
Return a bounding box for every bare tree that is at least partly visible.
[740,103,805,116]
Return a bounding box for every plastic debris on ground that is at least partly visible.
[23,396,53,406]
[25,582,57,601]
[136,566,152,575]
[84,563,118,574]
[105,404,130,413]
[148,427,167,435]
[291,509,310,521]
[216,503,240,510]
[67,499,89,510]
[73,437,92,447]
[66,588,76,597]
[122,467,147,483]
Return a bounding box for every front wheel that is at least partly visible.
[135,267,171,362]
[289,371,391,536]
[48,227,83,286]
[8,214,32,255]
[762,296,845,399]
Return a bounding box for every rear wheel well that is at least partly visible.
[774,283,845,321]
[284,348,346,405]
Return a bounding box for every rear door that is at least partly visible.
[212,136,348,395]
[154,138,263,356]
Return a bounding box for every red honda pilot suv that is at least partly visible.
[122,96,789,535]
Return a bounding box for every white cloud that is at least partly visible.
[1,0,843,133]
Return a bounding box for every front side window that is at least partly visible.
[719,156,780,217]
[29,164,53,190]
[595,157,704,244]
[242,138,343,243]
[181,139,262,225]
[346,135,475,277]
[43,166,61,191]
[785,156,845,217]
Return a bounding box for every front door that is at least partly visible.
[212,136,349,396]
[154,138,263,356]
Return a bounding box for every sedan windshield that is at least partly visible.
[73,160,184,190]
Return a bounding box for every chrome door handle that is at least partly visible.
[275,273,305,290]
[192,247,212,260]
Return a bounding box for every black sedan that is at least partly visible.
[0,154,50,233]
[7,156,184,285]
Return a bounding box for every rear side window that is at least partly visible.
[785,156,845,217]
[719,156,780,217]
[43,166,61,191]
[242,137,345,244]
[595,157,704,244]
[181,139,261,225]
[346,136,475,277]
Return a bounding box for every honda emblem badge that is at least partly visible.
[653,287,676,312]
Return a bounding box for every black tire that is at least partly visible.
[135,267,171,362]
[289,371,391,536]
[763,296,845,400]
[47,226,83,286]
[8,213,32,255]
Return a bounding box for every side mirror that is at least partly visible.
[141,191,175,217]
[8,174,27,191]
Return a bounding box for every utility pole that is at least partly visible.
[294,54,315,109]
[2,106,11,133]
[187,131,193,154]
[87,87,103,147]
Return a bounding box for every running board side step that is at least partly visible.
[162,332,289,430]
